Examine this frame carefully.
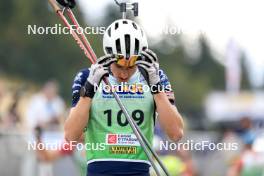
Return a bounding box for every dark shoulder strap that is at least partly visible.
[138,66,150,85]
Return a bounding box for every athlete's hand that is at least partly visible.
[81,55,116,98]
[87,55,116,86]
[136,49,161,93]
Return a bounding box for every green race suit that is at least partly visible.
[85,69,155,165]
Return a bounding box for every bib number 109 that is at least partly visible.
[103,109,144,127]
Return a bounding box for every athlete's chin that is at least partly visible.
[117,78,129,83]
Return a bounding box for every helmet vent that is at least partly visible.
[107,28,111,37]
[115,39,121,54]
[115,22,119,30]
[125,34,130,58]
[123,20,128,24]
[132,22,138,30]
[105,47,113,54]
[134,38,139,55]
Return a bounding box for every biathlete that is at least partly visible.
[64,19,184,176]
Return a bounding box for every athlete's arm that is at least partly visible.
[65,97,92,141]
[64,56,116,142]
[154,92,183,141]
[155,69,184,141]
[136,49,184,141]
[64,68,92,141]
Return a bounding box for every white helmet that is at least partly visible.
[103,19,148,58]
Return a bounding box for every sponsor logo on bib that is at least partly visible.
[109,146,137,154]
[106,134,140,146]
[107,134,117,144]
